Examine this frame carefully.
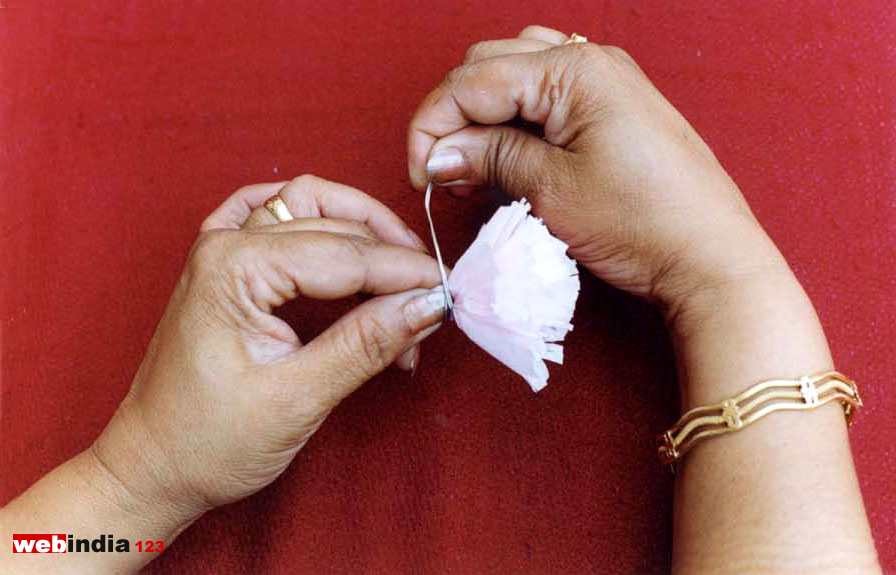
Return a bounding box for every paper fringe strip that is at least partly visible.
[448,199,580,392]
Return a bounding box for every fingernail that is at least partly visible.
[405,287,448,330]
[397,346,416,372]
[411,347,420,377]
[426,147,469,184]
[439,179,473,188]
[424,288,447,310]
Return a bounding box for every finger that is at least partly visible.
[243,217,378,242]
[201,182,288,231]
[212,231,443,311]
[518,24,569,45]
[243,200,284,228]
[408,48,591,190]
[293,288,445,404]
[244,175,428,252]
[463,38,554,64]
[422,126,563,202]
[251,219,421,373]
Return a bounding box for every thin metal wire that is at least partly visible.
[424,182,454,320]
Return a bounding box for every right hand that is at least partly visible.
[93,176,445,530]
[408,25,791,317]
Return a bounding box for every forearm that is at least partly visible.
[0,434,201,574]
[668,266,880,574]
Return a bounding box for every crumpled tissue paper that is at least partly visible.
[446,199,579,392]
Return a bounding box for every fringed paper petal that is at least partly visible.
[448,199,580,392]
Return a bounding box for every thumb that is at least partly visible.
[294,287,447,404]
[424,125,567,201]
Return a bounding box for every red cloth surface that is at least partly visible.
[2,3,894,574]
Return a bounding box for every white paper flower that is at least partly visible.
[448,199,580,392]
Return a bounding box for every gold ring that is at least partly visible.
[563,33,588,45]
[263,194,294,222]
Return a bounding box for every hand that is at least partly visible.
[407,27,882,575]
[408,25,790,317]
[93,175,446,523]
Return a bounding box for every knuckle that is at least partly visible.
[602,45,625,57]
[342,221,375,239]
[233,184,257,197]
[188,230,231,278]
[571,43,638,74]
[463,41,486,63]
[217,239,274,318]
[444,64,468,89]
[398,300,421,336]
[558,44,624,102]
[189,230,259,294]
[282,174,319,196]
[575,42,609,66]
[603,44,635,64]
[292,174,318,186]
[183,231,244,314]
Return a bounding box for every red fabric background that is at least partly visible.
[2,2,894,574]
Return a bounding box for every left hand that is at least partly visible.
[406,25,786,315]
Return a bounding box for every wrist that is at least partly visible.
[92,400,208,539]
[661,258,833,409]
[653,216,792,325]
[662,258,799,346]
[0,440,203,575]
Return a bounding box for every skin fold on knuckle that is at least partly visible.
[183,231,244,319]
[523,50,597,146]
[557,45,615,117]
[228,241,282,315]
[486,128,520,190]
[194,233,295,334]
[338,221,376,241]
[444,64,474,115]
[337,234,381,291]
[287,231,371,295]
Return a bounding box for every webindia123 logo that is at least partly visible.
[12,534,163,553]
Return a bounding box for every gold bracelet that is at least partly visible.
[658,371,862,468]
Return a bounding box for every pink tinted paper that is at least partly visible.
[448,200,580,392]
